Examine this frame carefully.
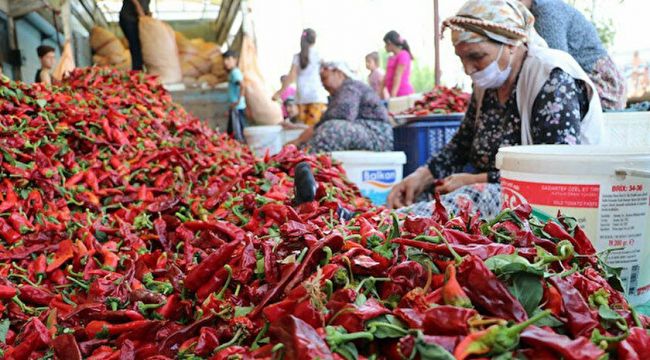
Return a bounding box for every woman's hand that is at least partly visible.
[286,126,313,147]
[281,121,308,130]
[272,90,282,102]
[387,167,435,209]
[436,173,486,194]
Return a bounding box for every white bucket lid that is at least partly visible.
[496,145,650,177]
[243,125,282,135]
[331,151,407,165]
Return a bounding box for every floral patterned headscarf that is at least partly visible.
[442,0,542,47]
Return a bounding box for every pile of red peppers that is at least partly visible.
[0,68,648,360]
[399,86,471,117]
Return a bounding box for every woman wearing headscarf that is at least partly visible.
[387,0,604,217]
[288,60,393,153]
[520,0,627,110]
[273,29,329,126]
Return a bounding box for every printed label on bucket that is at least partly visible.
[501,177,650,305]
[362,169,397,187]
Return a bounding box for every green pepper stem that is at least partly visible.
[413,235,441,243]
[8,273,39,288]
[330,330,374,344]
[505,310,551,336]
[322,246,333,266]
[215,265,233,300]
[66,276,90,290]
[250,322,270,350]
[369,322,408,336]
[432,227,463,264]
[344,234,361,241]
[213,329,243,352]
[354,277,391,293]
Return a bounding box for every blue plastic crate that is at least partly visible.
[393,114,463,176]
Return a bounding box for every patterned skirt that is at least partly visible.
[306,119,394,153]
[589,55,627,110]
[399,183,502,219]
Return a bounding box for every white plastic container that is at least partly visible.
[244,125,283,157]
[496,145,650,305]
[282,129,304,144]
[330,151,407,206]
[602,111,650,147]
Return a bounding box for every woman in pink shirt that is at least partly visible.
[383,30,414,97]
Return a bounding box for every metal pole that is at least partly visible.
[434,0,441,86]
[7,16,21,81]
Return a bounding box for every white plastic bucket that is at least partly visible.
[603,111,650,147]
[282,129,304,144]
[244,125,283,157]
[330,151,407,205]
[496,145,650,305]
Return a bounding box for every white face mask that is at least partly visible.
[471,45,512,89]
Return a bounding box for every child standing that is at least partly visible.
[223,50,247,141]
[35,45,56,85]
[365,52,388,99]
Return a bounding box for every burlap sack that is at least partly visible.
[181,61,201,78]
[183,76,198,87]
[90,26,126,57]
[187,55,211,74]
[210,57,226,77]
[198,73,220,86]
[139,16,182,84]
[93,54,110,66]
[53,41,75,81]
[108,52,127,65]
[244,73,283,125]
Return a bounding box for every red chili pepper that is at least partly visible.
[8,213,33,234]
[543,221,596,256]
[185,240,241,291]
[269,315,334,360]
[0,284,17,299]
[423,306,477,336]
[0,218,21,244]
[548,275,599,337]
[46,239,74,272]
[4,318,50,360]
[85,320,153,339]
[18,285,54,306]
[456,255,528,322]
[441,264,472,308]
[520,326,605,360]
[0,179,18,212]
[392,238,515,260]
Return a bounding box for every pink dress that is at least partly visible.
[385,50,414,97]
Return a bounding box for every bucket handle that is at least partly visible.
[615,168,650,179]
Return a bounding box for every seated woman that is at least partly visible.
[289,60,394,153]
[387,0,604,218]
[520,0,627,110]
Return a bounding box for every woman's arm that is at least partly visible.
[322,82,360,121]
[273,63,298,100]
[390,63,405,97]
[287,126,314,146]
[436,172,487,194]
[530,68,586,145]
[427,96,478,180]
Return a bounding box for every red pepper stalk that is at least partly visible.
[442,264,472,308]
[453,309,551,360]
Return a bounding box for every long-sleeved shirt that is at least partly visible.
[427,68,589,183]
[318,78,389,126]
[531,0,607,73]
